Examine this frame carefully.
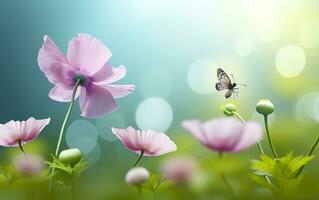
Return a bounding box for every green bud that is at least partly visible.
[59,148,82,166]
[256,99,274,116]
[222,103,237,116]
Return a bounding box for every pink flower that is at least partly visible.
[182,117,262,153]
[112,127,177,156]
[37,33,135,118]
[161,156,198,183]
[0,117,50,147]
[14,153,44,176]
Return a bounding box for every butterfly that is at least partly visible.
[215,68,246,99]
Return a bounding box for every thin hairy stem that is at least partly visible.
[49,78,81,193]
[133,149,144,167]
[263,115,278,158]
[295,133,319,178]
[18,141,26,155]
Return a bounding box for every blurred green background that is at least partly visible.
[1,0,319,199]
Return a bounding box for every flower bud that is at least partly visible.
[125,167,150,186]
[59,148,82,166]
[14,154,44,176]
[256,99,274,116]
[222,103,237,116]
[161,156,198,183]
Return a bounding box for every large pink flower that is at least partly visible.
[37,33,135,118]
[0,117,50,147]
[182,117,262,153]
[112,127,177,156]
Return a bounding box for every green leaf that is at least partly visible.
[141,174,173,193]
[251,153,315,193]
[46,154,87,176]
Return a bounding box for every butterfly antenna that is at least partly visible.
[231,74,236,83]
[238,83,247,87]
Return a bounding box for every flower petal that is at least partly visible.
[37,35,69,79]
[67,33,112,76]
[112,127,177,156]
[21,117,50,143]
[49,86,80,102]
[48,63,75,87]
[233,121,262,152]
[0,118,50,147]
[142,129,177,156]
[103,84,135,98]
[112,127,140,152]
[182,119,207,145]
[202,118,244,152]
[94,65,127,85]
[90,63,114,83]
[0,124,15,147]
[79,85,117,118]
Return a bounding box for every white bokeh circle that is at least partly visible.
[135,97,173,132]
[295,92,319,126]
[275,45,306,78]
[66,120,98,154]
[187,60,217,95]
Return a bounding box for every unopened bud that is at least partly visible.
[125,167,150,186]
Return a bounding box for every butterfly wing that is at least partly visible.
[225,89,233,99]
[216,68,232,91]
[215,82,229,91]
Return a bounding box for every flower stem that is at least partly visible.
[233,112,264,154]
[263,114,278,158]
[233,112,273,186]
[218,152,236,195]
[133,149,144,167]
[295,134,319,178]
[18,141,26,155]
[54,79,81,156]
[49,78,81,193]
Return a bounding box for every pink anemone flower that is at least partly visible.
[37,33,134,118]
[112,126,177,156]
[182,117,262,153]
[0,117,50,147]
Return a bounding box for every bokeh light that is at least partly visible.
[85,144,101,167]
[236,37,253,57]
[187,60,217,95]
[275,45,306,78]
[300,21,319,48]
[135,97,173,132]
[66,120,98,154]
[295,92,319,126]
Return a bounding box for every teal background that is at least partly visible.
[1,0,319,199]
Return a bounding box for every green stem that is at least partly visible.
[49,79,81,193]
[133,149,144,167]
[233,112,264,154]
[295,134,319,178]
[218,152,236,195]
[18,141,26,155]
[233,112,245,123]
[233,112,273,185]
[54,79,81,156]
[263,114,278,158]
